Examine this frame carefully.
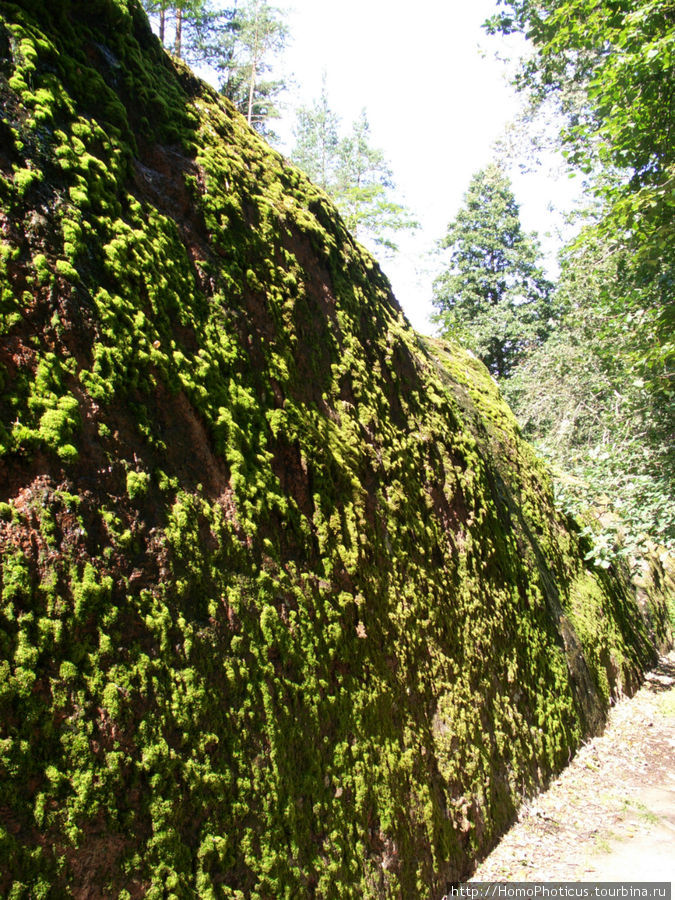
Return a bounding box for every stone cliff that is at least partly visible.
[0,1,670,896]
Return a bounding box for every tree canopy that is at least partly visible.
[224,0,288,133]
[485,0,674,394]
[291,77,340,192]
[503,233,675,559]
[485,0,675,556]
[432,164,553,379]
[141,0,288,135]
[291,99,418,253]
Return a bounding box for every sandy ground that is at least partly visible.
[470,652,675,884]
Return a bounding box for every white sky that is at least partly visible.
[271,0,584,332]
[181,0,583,332]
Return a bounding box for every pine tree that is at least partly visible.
[292,76,340,191]
[141,0,170,46]
[218,0,288,134]
[334,110,417,251]
[432,164,553,379]
[292,103,417,253]
[182,2,236,68]
[141,0,206,59]
[141,0,288,136]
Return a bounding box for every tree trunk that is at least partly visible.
[175,6,182,58]
[320,123,327,189]
[159,6,166,46]
[246,61,256,125]
[247,3,261,126]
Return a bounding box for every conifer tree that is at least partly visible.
[432,164,553,379]
[291,103,417,253]
[292,76,340,191]
[142,0,288,135]
[141,0,205,58]
[333,110,418,252]
[218,0,288,134]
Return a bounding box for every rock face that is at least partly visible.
[0,1,670,896]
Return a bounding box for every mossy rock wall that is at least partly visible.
[0,1,669,897]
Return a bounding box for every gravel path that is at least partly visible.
[470,652,675,883]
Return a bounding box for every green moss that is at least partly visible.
[32,253,51,284]
[12,166,41,196]
[0,0,668,895]
[54,258,79,281]
[1,550,32,606]
[126,469,150,502]
[39,404,76,447]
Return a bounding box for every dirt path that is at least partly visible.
[471,652,675,883]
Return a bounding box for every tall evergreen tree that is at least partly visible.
[432,164,553,379]
[142,0,288,136]
[333,110,418,252]
[218,0,288,134]
[182,2,237,69]
[292,76,340,191]
[141,0,206,59]
[291,102,417,253]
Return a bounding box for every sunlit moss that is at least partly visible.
[0,0,669,896]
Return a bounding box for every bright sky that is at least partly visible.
[269,0,583,333]
[184,0,582,332]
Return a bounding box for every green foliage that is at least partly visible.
[141,0,208,56]
[503,231,675,560]
[485,0,674,553]
[291,75,340,191]
[486,0,675,266]
[181,1,237,70]
[291,101,418,253]
[217,0,288,134]
[333,110,419,253]
[0,1,669,897]
[432,164,554,378]
[143,0,289,135]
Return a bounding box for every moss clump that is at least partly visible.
[125,469,150,502]
[0,1,670,897]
